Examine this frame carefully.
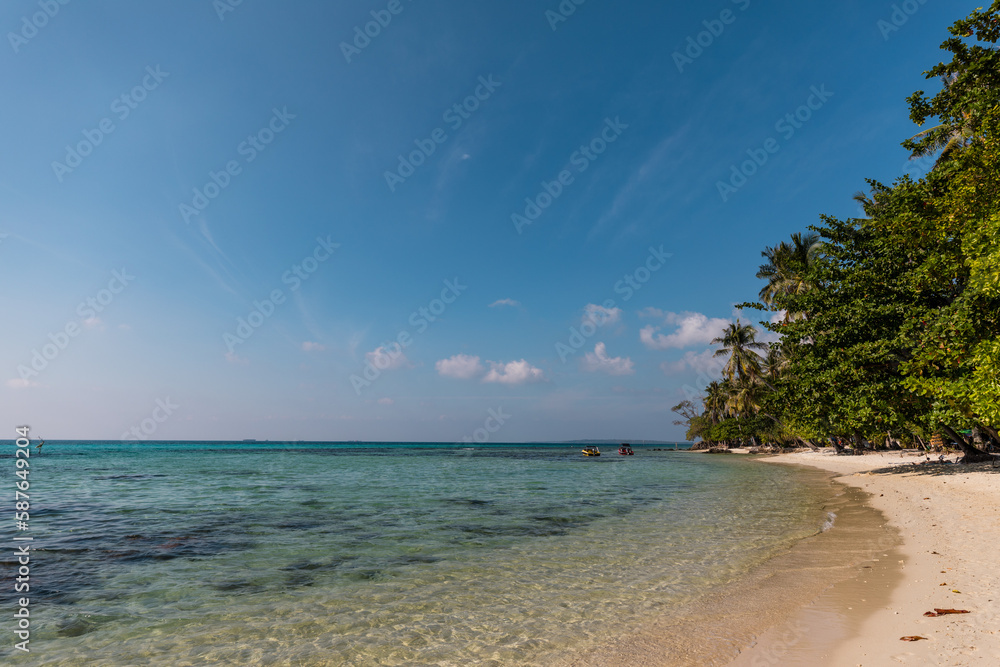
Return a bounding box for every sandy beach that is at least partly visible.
[732,450,1000,666]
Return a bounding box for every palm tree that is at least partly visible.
[703,381,728,425]
[711,320,767,385]
[907,74,978,166]
[756,232,821,320]
[727,376,763,418]
[762,345,787,385]
[853,190,883,219]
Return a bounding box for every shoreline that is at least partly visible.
[554,461,896,666]
[732,450,1000,666]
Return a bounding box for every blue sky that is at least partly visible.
[0,0,973,442]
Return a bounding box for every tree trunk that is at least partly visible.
[939,423,993,463]
[978,423,1000,450]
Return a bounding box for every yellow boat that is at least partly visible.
[582,446,601,456]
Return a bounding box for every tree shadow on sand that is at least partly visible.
[864,457,1000,478]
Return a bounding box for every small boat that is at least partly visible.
[618,444,634,456]
[582,446,601,457]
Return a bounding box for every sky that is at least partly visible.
[0,0,976,442]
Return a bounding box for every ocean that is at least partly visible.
[1,442,838,665]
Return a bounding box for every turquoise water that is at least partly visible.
[1,442,832,665]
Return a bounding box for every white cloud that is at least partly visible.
[489,298,520,308]
[301,341,326,352]
[640,312,731,350]
[82,317,104,330]
[6,378,40,389]
[583,303,622,327]
[365,345,409,371]
[483,359,545,385]
[377,397,394,406]
[436,354,485,379]
[660,349,725,378]
[582,342,635,375]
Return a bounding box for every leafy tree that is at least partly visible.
[684,4,1000,461]
[899,106,1000,454]
[904,1,1000,163]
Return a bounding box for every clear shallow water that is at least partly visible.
[1,442,833,665]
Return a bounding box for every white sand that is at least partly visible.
[734,450,1000,666]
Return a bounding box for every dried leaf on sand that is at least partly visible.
[923,608,970,617]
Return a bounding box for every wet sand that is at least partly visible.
[555,465,900,666]
[735,450,1000,666]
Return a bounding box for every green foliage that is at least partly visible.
[970,339,1000,424]
[685,5,1000,448]
[904,1,1000,161]
[685,414,711,442]
[900,106,1000,428]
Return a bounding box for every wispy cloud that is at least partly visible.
[489,298,521,308]
[301,341,326,352]
[365,345,409,371]
[584,303,622,327]
[587,123,692,241]
[660,349,724,377]
[6,378,41,389]
[225,351,249,365]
